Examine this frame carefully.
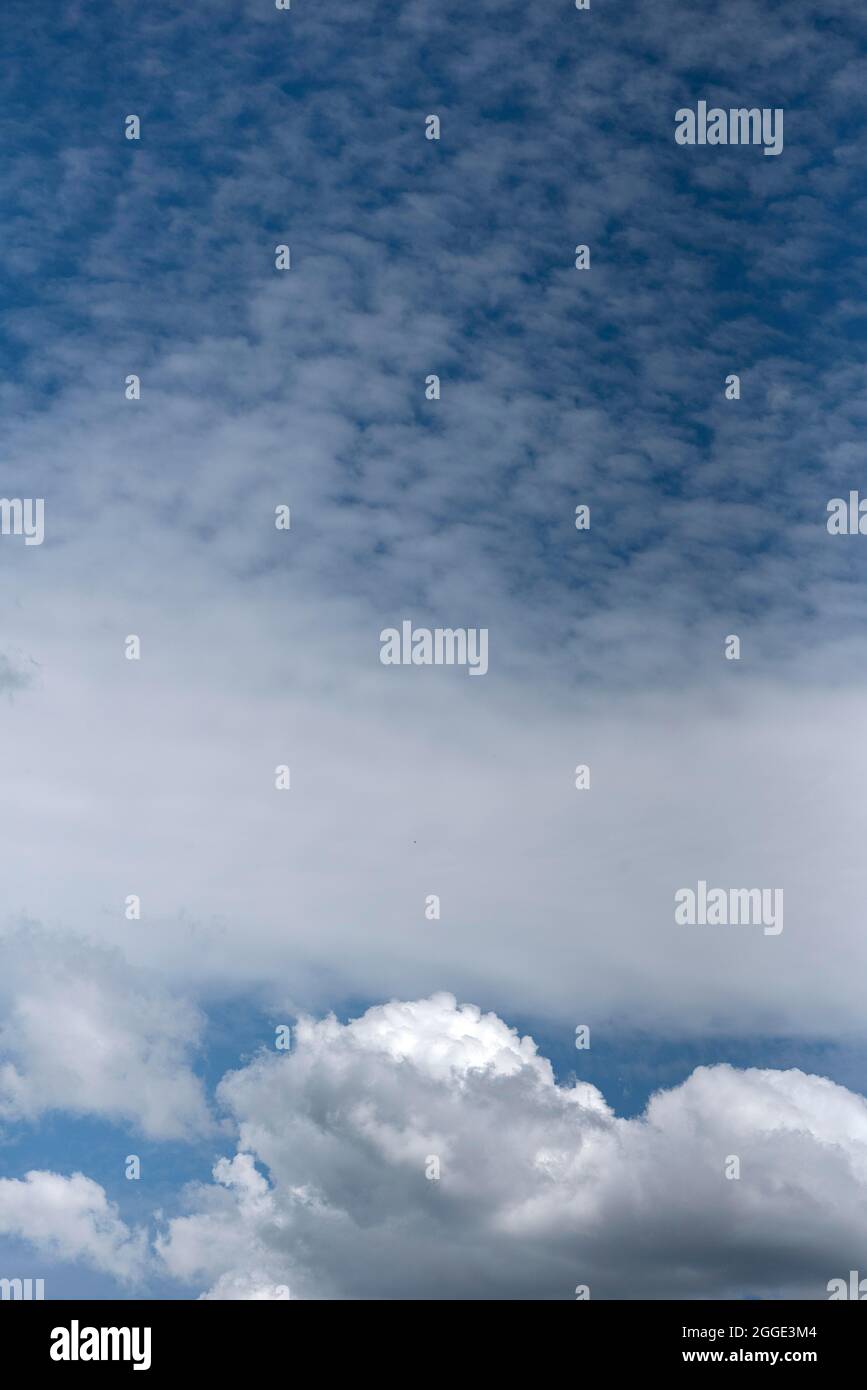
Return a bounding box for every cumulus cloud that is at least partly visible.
[2,0,867,1301]
[156,995,867,1299]
[0,1170,147,1283]
[0,923,212,1140]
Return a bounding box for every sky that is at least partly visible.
[1,0,867,1300]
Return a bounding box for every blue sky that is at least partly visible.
[2,0,867,1300]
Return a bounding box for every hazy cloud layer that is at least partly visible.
[1,0,865,1037]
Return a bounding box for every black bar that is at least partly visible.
[4,1298,863,1374]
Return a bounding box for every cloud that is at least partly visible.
[0,0,865,1048]
[0,651,36,696]
[0,1169,147,1283]
[1,1,867,1303]
[0,923,212,1141]
[156,994,867,1299]
[4,669,867,1040]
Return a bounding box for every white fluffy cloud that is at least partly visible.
[0,924,212,1140]
[0,1170,147,1283]
[154,994,867,1299]
[2,0,867,1302]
